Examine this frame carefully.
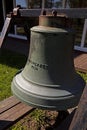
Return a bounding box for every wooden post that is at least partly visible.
[69,85,87,130]
[2,0,6,21]
[42,0,45,10]
[0,17,12,47]
[62,0,67,8]
[81,19,87,48]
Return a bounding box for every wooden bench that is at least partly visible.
[0,96,75,130]
[0,96,34,130]
[0,96,76,130]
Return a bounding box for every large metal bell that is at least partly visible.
[11,15,85,110]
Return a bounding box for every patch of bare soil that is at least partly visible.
[12,109,69,130]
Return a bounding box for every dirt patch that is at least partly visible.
[11,109,69,130]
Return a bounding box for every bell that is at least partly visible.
[11,15,85,110]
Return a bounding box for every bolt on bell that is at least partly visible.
[11,15,85,110]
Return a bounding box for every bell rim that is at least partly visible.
[11,73,85,110]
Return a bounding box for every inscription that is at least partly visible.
[28,59,48,70]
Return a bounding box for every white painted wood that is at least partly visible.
[62,0,67,8]
[42,0,45,9]
[8,33,27,40]
[81,19,87,47]
[13,0,16,8]
[74,45,87,52]
[2,0,6,21]
[0,17,11,47]
[14,25,17,35]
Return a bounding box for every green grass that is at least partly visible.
[78,71,87,83]
[0,49,27,101]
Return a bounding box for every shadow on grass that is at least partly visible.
[0,48,27,69]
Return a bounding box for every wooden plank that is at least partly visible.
[69,85,87,130]
[74,52,87,73]
[0,102,34,130]
[0,103,33,121]
[55,85,87,130]
[19,8,87,18]
[0,96,20,114]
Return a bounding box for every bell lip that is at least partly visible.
[11,82,82,110]
[11,74,85,110]
[12,73,85,98]
[12,91,78,110]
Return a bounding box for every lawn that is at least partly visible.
[0,48,27,101]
